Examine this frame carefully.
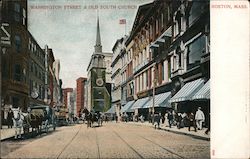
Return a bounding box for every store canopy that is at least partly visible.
[169,78,205,103]
[143,92,171,108]
[192,80,210,100]
[121,101,135,113]
[105,104,116,114]
[131,97,150,109]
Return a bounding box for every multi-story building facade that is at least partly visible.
[76,77,87,117]
[169,0,210,125]
[111,36,127,119]
[67,89,76,119]
[52,59,61,107]
[117,0,210,125]
[44,46,61,108]
[62,88,73,109]
[28,32,46,106]
[1,0,29,116]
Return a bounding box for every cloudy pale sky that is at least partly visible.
[27,0,153,88]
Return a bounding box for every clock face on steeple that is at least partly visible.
[96,78,104,86]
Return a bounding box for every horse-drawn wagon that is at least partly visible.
[82,109,103,128]
[29,105,56,133]
[11,105,56,139]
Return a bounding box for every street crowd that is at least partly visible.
[118,107,210,135]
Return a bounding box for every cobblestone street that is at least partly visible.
[1,122,209,158]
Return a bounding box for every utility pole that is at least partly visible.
[152,65,157,124]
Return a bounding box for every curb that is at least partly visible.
[127,122,210,141]
[160,128,210,141]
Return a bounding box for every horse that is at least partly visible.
[82,108,92,128]
[11,107,24,139]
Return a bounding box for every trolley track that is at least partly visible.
[137,134,185,158]
[94,127,101,159]
[111,125,185,159]
[56,124,82,159]
[111,128,144,159]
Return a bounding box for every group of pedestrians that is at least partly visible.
[153,107,209,134]
[164,107,206,133]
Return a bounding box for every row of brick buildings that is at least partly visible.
[111,0,210,124]
[0,0,63,126]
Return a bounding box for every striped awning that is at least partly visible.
[169,78,205,103]
[105,104,116,114]
[121,101,135,113]
[143,92,171,108]
[131,97,150,109]
[192,80,210,100]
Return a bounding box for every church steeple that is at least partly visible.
[94,16,102,53]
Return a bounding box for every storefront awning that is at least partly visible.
[143,92,171,108]
[169,78,205,103]
[121,101,135,113]
[192,80,210,100]
[105,105,116,114]
[131,97,150,109]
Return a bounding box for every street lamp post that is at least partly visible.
[152,65,157,125]
[152,78,156,124]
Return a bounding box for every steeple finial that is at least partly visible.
[95,13,102,53]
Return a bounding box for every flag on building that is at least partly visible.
[119,19,126,24]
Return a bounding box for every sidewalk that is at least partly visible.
[126,121,210,141]
[0,126,17,141]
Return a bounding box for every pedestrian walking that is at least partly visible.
[115,114,118,123]
[187,112,196,132]
[7,109,14,128]
[154,113,160,129]
[167,111,173,128]
[161,113,165,124]
[195,107,205,130]
[205,113,210,134]
[148,113,152,123]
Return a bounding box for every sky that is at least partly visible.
[27,0,153,89]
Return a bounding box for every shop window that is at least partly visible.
[13,64,22,81]
[187,35,206,70]
[15,35,21,52]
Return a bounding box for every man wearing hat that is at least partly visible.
[195,107,205,130]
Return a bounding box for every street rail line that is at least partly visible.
[118,124,185,159]
[137,134,185,159]
[111,128,144,159]
[94,128,101,159]
[56,125,82,159]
